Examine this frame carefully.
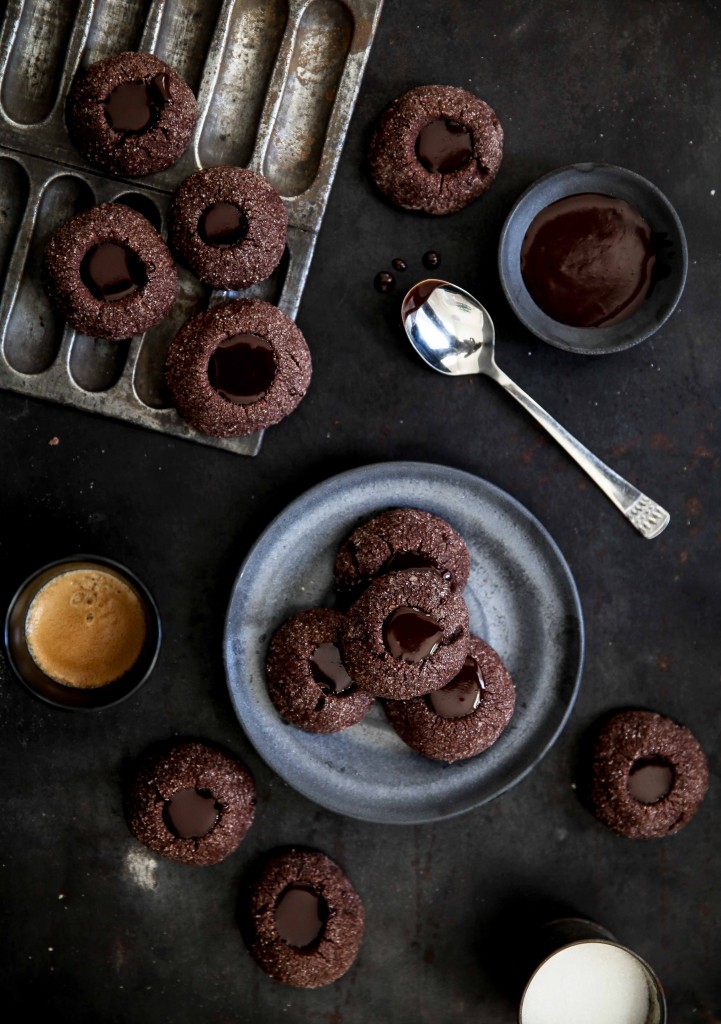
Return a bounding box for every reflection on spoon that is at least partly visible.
[402,279,670,540]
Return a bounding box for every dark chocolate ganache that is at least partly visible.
[383,606,443,662]
[310,643,354,695]
[198,202,248,248]
[429,655,484,719]
[163,787,221,838]
[627,758,674,804]
[520,192,656,327]
[374,270,395,293]
[274,883,328,948]
[105,74,172,134]
[416,120,472,174]
[80,241,147,301]
[208,333,275,404]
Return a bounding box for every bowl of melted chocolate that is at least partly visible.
[498,163,687,354]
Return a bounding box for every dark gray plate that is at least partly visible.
[223,462,584,824]
[498,163,688,354]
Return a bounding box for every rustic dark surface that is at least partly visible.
[1,1,720,1021]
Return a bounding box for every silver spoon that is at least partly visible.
[402,279,669,539]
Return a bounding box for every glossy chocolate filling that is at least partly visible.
[80,241,147,301]
[105,73,172,135]
[520,192,656,327]
[428,655,484,718]
[383,606,443,662]
[627,758,674,804]
[310,642,355,695]
[382,551,440,574]
[207,333,275,405]
[274,883,328,948]
[198,202,249,248]
[163,787,221,838]
[416,119,472,174]
[401,279,440,322]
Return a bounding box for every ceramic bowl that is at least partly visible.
[4,555,161,711]
[498,163,688,354]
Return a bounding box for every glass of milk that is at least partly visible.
[519,918,666,1024]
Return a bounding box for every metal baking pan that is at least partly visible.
[0,0,383,455]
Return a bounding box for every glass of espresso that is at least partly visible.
[4,556,161,710]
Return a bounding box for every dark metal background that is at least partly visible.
[1,1,719,1021]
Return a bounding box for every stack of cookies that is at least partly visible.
[267,507,516,763]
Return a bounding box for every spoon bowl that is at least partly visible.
[402,279,670,540]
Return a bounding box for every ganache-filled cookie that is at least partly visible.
[590,710,709,840]
[125,740,256,866]
[242,847,364,988]
[383,636,515,762]
[66,51,197,177]
[334,506,471,599]
[266,609,374,734]
[42,203,177,340]
[165,298,312,437]
[168,166,288,290]
[368,84,503,215]
[340,568,470,700]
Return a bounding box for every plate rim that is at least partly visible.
[223,460,585,825]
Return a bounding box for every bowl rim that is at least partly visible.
[3,553,162,711]
[497,161,688,355]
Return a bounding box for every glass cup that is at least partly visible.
[519,917,666,1024]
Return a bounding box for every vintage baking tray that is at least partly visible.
[0,0,383,455]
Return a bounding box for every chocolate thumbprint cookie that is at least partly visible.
[66,52,197,177]
[340,568,470,700]
[334,506,471,599]
[42,203,176,340]
[368,84,503,215]
[242,847,364,988]
[169,166,287,290]
[165,298,311,437]
[267,609,373,733]
[384,636,515,762]
[125,740,256,866]
[590,710,709,839]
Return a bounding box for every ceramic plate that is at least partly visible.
[224,462,584,824]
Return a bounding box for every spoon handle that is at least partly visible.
[489,365,670,539]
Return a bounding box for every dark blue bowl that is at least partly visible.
[498,163,688,355]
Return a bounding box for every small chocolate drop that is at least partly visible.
[422,250,441,269]
[374,270,396,293]
[391,258,408,272]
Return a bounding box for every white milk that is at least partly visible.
[520,941,652,1024]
